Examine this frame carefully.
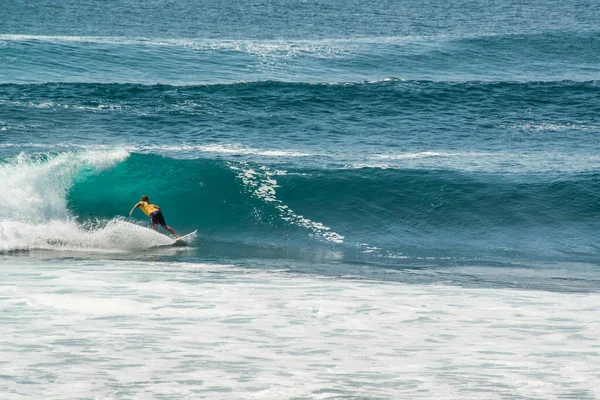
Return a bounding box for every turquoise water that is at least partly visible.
[1,0,600,398]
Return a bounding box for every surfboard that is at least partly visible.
[149,230,198,249]
[174,230,197,244]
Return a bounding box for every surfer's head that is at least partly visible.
[141,195,149,202]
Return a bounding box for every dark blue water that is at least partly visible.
[1,0,599,290]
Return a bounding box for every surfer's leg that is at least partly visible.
[162,224,180,238]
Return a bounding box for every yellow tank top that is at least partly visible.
[138,201,160,217]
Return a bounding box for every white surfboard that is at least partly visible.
[174,230,197,244]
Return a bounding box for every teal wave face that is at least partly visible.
[68,154,341,245]
[70,155,256,235]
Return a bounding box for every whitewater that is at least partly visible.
[2,259,599,399]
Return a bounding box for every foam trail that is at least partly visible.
[0,219,173,253]
[230,162,345,244]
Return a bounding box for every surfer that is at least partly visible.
[129,195,180,238]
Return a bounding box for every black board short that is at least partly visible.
[150,210,166,226]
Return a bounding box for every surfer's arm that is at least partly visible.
[129,202,141,216]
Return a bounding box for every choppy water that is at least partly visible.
[1,0,599,398]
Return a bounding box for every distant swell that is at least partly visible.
[1,80,598,118]
[1,30,599,84]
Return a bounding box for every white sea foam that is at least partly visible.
[0,34,442,47]
[0,259,598,399]
[345,150,600,173]
[0,98,138,113]
[0,218,173,253]
[0,35,352,59]
[138,143,315,158]
[371,151,470,160]
[230,162,345,244]
[506,121,595,131]
[0,143,317,158]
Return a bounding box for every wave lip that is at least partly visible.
[4,143,600,174]
[0,149,129,223]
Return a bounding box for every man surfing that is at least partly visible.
[129,195,180,238]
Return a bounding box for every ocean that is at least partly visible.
[1,0,599,398]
